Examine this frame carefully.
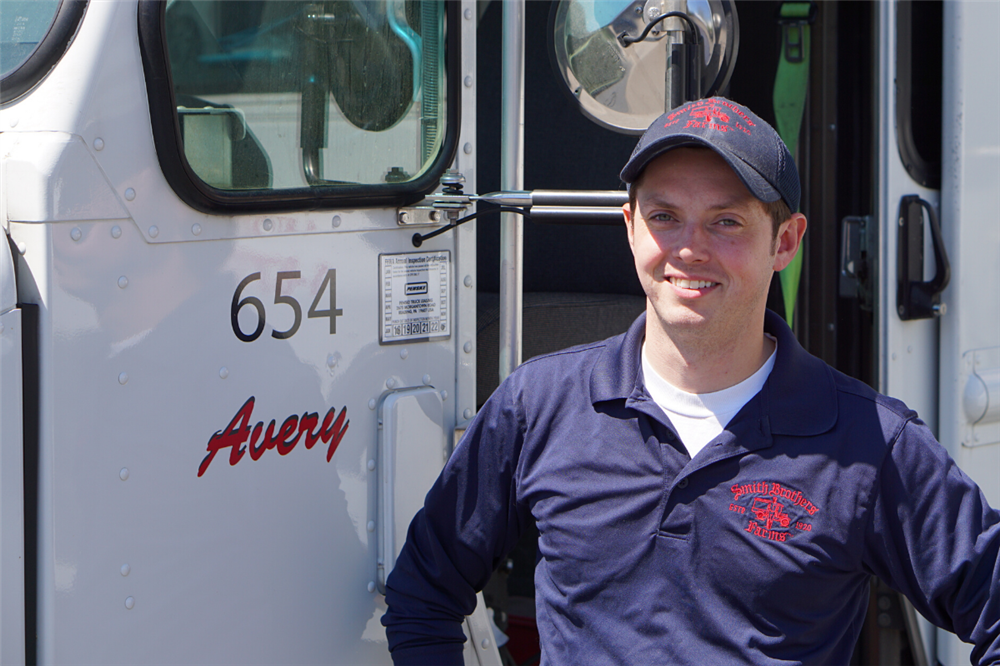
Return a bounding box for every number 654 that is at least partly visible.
[231,269,343,342]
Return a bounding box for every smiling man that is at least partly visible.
[624,145,804,393]
[382,98,999,665]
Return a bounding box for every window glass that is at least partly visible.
[164,0,447,191]
[0,0,61,77]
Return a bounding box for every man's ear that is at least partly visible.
[623,202,635,252]
[772,213,807,271]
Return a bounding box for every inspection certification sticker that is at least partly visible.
[380,251,451,343]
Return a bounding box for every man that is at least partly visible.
[382,98,1000,665]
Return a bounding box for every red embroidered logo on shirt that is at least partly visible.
[728,481,819,542]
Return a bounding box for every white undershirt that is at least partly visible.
[641,338,776,459]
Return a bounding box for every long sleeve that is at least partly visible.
[382,377,531,664]
[863,417,1000,665]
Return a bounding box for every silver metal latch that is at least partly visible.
[962,347,1000,448]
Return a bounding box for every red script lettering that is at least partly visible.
[199,396,350,476]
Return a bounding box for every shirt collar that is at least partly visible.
[590,311,647,403]
[589,309,838,437]
[762,309,838,436]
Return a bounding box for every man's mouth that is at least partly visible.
[668,277,718,290]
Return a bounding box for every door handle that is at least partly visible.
[896,195,951,320]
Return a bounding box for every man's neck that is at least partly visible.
[643,310,775,394]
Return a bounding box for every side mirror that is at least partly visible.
[548,0,739,133]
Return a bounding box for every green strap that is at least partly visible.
[773,2,811,324]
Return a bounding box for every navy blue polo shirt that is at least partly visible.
[383,311,1000,665]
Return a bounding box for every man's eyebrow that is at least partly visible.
[639,193,754,211]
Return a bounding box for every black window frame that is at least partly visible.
[894,0,942,189]
[0,0,88,105]
[137,0,461,214]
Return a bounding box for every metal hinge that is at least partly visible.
[397,169,471,227]
[840,214,876,311]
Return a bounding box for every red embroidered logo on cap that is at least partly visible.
[664,100,754,136]
[728,480,819,543]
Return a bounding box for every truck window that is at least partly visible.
[0,0,86,103]
[141,0,456,211]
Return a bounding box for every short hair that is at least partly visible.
[627,168,792,242]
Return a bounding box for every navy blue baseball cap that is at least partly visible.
[620,97,800,212]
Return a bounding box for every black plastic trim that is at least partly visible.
[19,302,39,666]
[137,1,461,214]
[1,0,88,105]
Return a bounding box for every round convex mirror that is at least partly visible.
[549,0,739,134]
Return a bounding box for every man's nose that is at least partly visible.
[673,223,710,263]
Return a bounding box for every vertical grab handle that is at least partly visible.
[896,195,951,320]
[376,387,447,594]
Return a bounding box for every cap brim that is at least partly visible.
[621,135,782,204]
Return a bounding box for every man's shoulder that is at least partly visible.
[765,318,919,442]
[826,364,918,423]
[504,326,634,401]
[520,336,615,368]
[808,363,924,454]
[508,336,617,392]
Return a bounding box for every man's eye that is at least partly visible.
[717,218,741,227]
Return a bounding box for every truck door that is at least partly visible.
[2,0,498,662]
[877,2,999,663]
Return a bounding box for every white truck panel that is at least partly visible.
[1,229,25,665]
[0,308,24,666]
[938,2,1000,664]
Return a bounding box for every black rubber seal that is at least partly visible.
[1,0,88,105]
[137,1,461,214]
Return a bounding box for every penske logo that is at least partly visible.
[405,281,428,295]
